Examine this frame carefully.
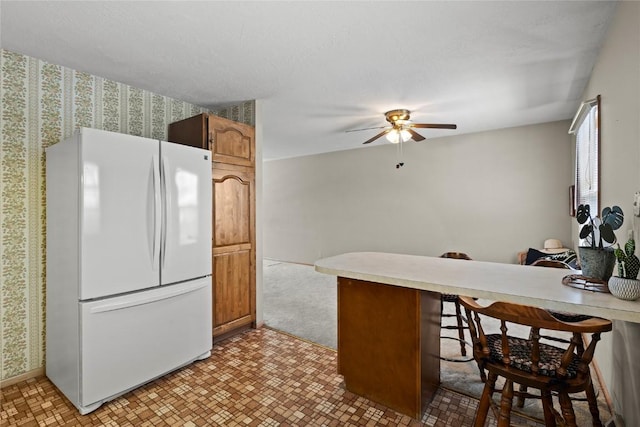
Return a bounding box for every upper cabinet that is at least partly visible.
[168,113,254,167]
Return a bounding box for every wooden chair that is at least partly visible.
[459,296,612,427]
[439,252,473,362]
[517,258,597,412]
[530,259,573,269]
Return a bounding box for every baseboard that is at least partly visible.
[604,414,626,427]
[0,368,45,388]
[264,258,314,267]
[591,352,616,416]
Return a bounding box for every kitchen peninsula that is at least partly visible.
[315,252,640,422]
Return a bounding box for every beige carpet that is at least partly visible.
[263,259,612,426]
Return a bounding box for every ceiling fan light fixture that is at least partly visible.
[353,108,456,146]
[386,128,411,143]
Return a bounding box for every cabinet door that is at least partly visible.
[212,166,255,337]
[213,250,251,329]
[167,114,208,149]
[208,115,255,167]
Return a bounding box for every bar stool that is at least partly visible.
[439,252,473,363]
[459,296,611,427]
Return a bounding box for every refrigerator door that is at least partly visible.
[79,128,161,300]
[160,141,212,285]
[79,278,212,410]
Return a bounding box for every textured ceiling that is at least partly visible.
[1,1,618,160]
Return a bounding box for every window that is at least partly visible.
[569,95,600,216]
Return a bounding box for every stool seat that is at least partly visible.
[548,311,593,323]
[485,335,581,379]
[441,293,459,302]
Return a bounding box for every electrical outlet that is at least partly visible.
[634,192,640,216]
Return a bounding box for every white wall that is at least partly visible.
[575,2,640,425]
[264,120,573,265]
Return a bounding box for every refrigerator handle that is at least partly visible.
[152,155,161,270]
[160,156,170,269]
[87,280,209,314]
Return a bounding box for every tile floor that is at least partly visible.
[1,328,543,426]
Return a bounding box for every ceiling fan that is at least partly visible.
[347,109,457,145]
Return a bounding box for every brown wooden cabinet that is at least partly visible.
[169,114,256,341]
[212,163,255,339]
[168,113,254,167]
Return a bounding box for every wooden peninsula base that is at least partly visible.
[337,277,441,418]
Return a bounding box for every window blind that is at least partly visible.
[570,95,600,215]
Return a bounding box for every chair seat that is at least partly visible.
[548,310,592,322]
[442,293,458,302]
[486,334,581,379]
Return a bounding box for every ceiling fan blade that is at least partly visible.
[412,123,457,129]
[345,125,387,133]
[407,128,426,141]
[363,129,391,144]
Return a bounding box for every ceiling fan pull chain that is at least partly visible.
[396,137,404,169]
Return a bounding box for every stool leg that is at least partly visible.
[454,299,467,356]
[559,392,577,427]
[516,383,527,407]
[474,372,497,427]
[541,390,555,426]
[498,379,514,427]
[477,365,487,383]
[585,379,603,427]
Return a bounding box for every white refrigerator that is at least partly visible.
[46,127,212,414]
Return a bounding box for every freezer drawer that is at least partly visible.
[79,278,212,411]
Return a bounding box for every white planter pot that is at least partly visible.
[608,276,640,301]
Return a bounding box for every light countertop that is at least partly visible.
[315,252,640,323]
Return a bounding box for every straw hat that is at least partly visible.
[540,238,571,254]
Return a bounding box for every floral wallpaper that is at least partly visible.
[0,49,255,381]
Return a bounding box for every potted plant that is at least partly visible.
[609,237,640,300]
[576,204,624,281]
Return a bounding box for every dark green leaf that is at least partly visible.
[599,224,616,244]
[579,224,593,239]
[576,204,591,224]
[602,205,624,230]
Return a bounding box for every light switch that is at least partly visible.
[634,191,640,216]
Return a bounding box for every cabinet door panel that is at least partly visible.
[214,174,251,247]
[209,115,255,167]
[213,251,251,327]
